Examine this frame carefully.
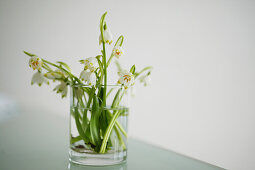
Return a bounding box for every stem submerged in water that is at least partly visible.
[100,110,121,153]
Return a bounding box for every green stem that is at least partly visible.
[106,35,124,67]
[42,63,53,72]
[42,60,73,79]
[106,110,128,138]
[106,88,114,98]
[100,12,108,108]
[116,121,128,138]
[114,126,126,150]
[96,57,104,86]
[102,42,107,108]
[106,54,114,67]
[100,110,121,153]
[107,89,128,137]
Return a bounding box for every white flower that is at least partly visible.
[139,75,151,86]
[117,70,134,89]
[44,69,65,80]
[53,81,68,98]
[113,46,124,59]
[29,56,43,70]
[99,29,113,45]
[31,71,49,86]
[87,72,96,86]
[80,70,92,82]
[80,70,96,86]
[80,57,98,72]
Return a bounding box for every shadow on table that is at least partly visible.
[68,162,127,170]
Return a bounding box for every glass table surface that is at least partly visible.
[0,106,224,170]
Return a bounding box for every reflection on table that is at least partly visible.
[0,105,224,170]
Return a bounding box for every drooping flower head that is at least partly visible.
[99,29,113,45]
[80,57,98,72]
[113,46,124,59]
[117,70,135,89]
[87,72,96,86]
[29,56,43,70]
[53,81,68,98]
[31,71,49,86]
[80,70,91,81]
[80,70,96,86]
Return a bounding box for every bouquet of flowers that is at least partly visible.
[24,12,152,160]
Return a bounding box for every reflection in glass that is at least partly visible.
[68,161,127,170]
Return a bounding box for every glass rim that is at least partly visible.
[71,84,123,88]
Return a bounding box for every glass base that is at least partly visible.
[69,149,127,166]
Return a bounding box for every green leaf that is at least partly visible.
[71,136,82,144]
[85,124,91,140]
[74,107,89,143]
[104,23,107,30]
[82,87,94,131]
[130,65,136,75]
[23,51,36,56]
[79,60,85,64]
[111,88,122,108]
[90,95,102,152]
[99,111,109,143]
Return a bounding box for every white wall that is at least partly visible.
[1,0,255,169]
